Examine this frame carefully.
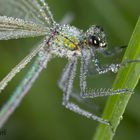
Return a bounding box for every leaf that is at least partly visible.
[93,17,140,140]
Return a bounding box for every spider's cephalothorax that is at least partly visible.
[50,25,108,58]
[84,25,107,52]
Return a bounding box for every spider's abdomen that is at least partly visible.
[58,25,83,49]
[63,36,78,50]
[52,34,79,50]
[50,24,83,57]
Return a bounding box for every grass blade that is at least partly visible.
[93,17,140,140]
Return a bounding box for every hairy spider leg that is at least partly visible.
[102,45,127,57]
[80,47,134,99]
[59,53,110,127]
[58,58,100,112]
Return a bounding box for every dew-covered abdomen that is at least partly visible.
[50,24,83,58]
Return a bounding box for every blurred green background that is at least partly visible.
[0,0,140,140]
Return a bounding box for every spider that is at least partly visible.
[0,0,137,131]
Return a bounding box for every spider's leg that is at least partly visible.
[58,58,100,112]
[102,45,127,57]
[0,42,45,93]
[90,47,140,74]
[91,47,121,74]
[70,93,101,113]
[61,54,110,127]
[0,50,51,128]
[80,48,133,99]
[58,58,72,92]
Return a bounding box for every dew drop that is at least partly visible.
[120,115,123,121]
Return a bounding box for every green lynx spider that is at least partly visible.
[0,0,138,130]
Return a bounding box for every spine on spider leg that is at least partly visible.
[0,52,51,128]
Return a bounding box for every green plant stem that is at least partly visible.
[93,17,140,140]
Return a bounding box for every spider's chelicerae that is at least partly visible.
[0,0,138,131]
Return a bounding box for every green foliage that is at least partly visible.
[93,17,140,140]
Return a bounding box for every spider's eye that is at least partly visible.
[88,35,100,48]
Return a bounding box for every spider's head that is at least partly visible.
[84,25,107,52]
